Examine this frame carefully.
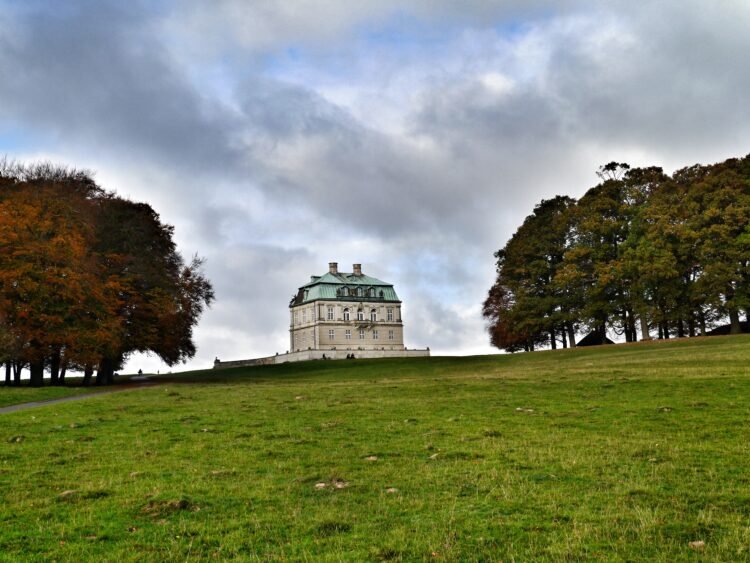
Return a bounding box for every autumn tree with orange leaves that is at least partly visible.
[0,160,213,386]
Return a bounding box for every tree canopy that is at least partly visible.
[484,154,750,352]
[0,159,214,386]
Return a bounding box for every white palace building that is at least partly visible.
[214,262,429,368]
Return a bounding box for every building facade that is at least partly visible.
[289,262,405,352]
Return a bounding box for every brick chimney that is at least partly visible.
[353,263,362,276]
[329,262,338,274]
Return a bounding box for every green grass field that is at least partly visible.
[0,384,95,408]
[2,336,750,560]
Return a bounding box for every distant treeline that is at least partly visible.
[483,155,750,352]
[0,160,214,386]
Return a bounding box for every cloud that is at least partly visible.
[0,1,244,179]
[171,0,584,54]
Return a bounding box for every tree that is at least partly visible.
[0,160,214,386]
[0,176,121,386]
[687,157,750,333]
[484,196,576,351]
[557,164,659,343]
[91,197,214,384]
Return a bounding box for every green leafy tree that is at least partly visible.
[484,196,576,351]
[558,163,655,343]
[688,157,750,333]
[92,197,215,384]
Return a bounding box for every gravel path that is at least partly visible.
[0,382,157,414]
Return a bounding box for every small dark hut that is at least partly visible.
[576,331,615,347]
[706,321,750,336]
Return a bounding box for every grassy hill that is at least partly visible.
[2,335,750,560]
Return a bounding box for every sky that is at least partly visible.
[2,1,750,373]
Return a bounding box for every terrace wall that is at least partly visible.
[213,348,430,369]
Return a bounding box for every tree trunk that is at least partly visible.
[622,311,632,342]
[677,318,685,338]
[628,311,637,343]
[561,329,568,349]
[729,309,742,334]
[550,329,557,350]
[50,349,61,386]
[662,322,670,339]
[699,311,707,336]
[639,315,649,340]
[688,318,696,337]
[567,323,576,348]
[59,360,67,386]
[82,364,94,386]
[13,361,23,386]
[4,362,10,385]
[29,360,44,387]
[597,321,607,344]
[96,357,115,386]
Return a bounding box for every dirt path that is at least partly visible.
[0,382,159,414]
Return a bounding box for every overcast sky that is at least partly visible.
[2,1,750,373]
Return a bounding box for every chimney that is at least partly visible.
[329,262,338,274]
[353,263,362,276]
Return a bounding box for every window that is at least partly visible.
[373,329,379,340]
[357,309,364,321]
[328,329,335,340]
[379,290,384,298]
[343,287,349,296]
[345,329,351,340]
[302,310,306,323]
[359,329,365,339]
[357,287,363,297]
[389,330,394,340]
[370,309,377,322]
[369,288,375,297]
[387,308,393,321]
[327,306,334,320]
[343,308,350,321]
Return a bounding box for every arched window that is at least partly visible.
[369,288,375,297]
[357,309,364,321]
[342,287,349,296]
[371,309,377,322]
[343,308,350,321]
[356,287,363,297]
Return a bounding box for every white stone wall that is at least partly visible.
[214,347,430,369]
[289,299,404,352]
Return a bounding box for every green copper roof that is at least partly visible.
[290,270,400,307]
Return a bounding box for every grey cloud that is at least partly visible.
[233,79,502,242]
[190,243,316,361]
[4,0,750,372]
[175,0,589,54]
[0,1,242,178]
